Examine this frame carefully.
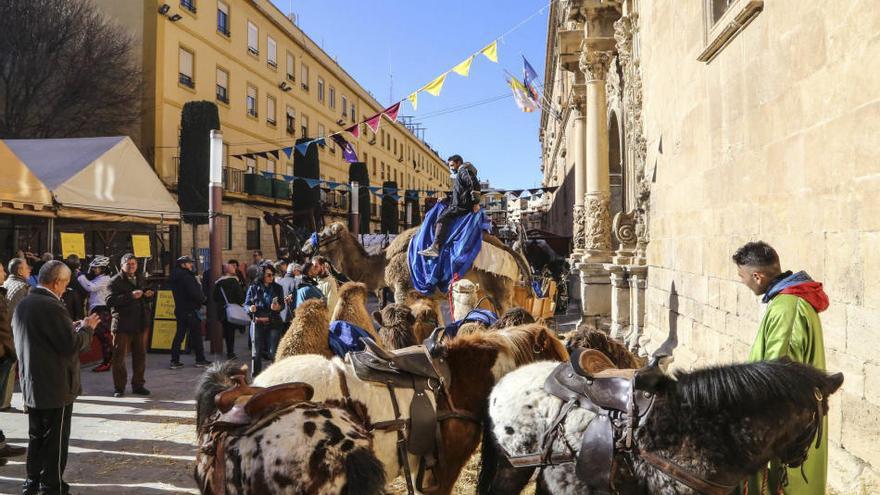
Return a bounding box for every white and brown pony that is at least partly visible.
[194,361,386,494]
[254,324,569,494]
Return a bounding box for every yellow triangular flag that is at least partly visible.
[408,91,419,110]
[452,55,475,77]
[480,41,498,63]
[422,72,447,96]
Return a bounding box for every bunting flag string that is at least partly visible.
[422,72,447,97]
[452,55,475,77]
[480,41,499,63]
[407,92,418,110]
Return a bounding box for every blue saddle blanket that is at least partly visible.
[444,309,499,338]
[409,202,491,294]
[328,320,374,358]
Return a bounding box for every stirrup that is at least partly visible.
[418,246,440,257]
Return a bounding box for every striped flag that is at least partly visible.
[507,75,537,112]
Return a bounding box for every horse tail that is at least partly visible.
[195,360,246,429]
[342,446,386,495]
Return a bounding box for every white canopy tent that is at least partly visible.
[2,136,180,223]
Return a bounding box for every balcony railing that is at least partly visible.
[178,73,194,88]
[223,167,245,193]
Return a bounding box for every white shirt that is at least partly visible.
[77,273,112,311]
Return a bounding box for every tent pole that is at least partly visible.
[48,217,55,256]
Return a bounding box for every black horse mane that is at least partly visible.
[195,360,246,429]
[671,358,830,413]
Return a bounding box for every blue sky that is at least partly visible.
[270,0,549,190]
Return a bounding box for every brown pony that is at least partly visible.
[405,290,439,343]
[564,327,646,369]
[373,303,418,350]
[254,323,569,494]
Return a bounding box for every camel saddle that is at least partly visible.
[506,348,662,494]
[348,338,453,494]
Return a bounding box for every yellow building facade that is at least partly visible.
[95,0,449,262]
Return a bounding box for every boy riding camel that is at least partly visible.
[418,154,482,257]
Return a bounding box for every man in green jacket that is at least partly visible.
[732,241,829,495]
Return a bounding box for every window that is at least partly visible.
[350,103,356,123]
[245,156,256,173]
[317,78,324,103]
[381,161,385,180]
[285,106,295,135]
[218,214,232,250]
[247,21,258,55]
[372,157,376,176]
[317,124,325,149]
[267,36,277,67]
[181,0,196,13]
[246,218,260,250]
[216,67,228,103]
[286,52,295,81]
[698,0,763,62]
[329,86,336,109]
[246,84,257,117]
[217,1,229,35]
[222,142,229,168]
[341,96,348,117]
[266,95,276,125]
[300,114,308,138]
[267,158,276,174]
[301,63,309,90]
[178,47,194,88]
[380,130,385,147]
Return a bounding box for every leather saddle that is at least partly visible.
[213,375,315,427]
[348,337,452,492]
[542,348,662,493]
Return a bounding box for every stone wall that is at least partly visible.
[638,0,880,492]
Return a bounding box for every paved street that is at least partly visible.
[0,341,220,494]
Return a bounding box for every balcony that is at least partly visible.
[178,73,194,89]
[222,167,244,193]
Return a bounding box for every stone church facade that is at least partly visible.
[540,0,880,492]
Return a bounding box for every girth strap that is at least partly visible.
[639,449,737,495]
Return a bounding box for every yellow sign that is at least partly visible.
[154,290,176,320]
[60,232,86,259]
[132,234,151,258]
[149,319,183,351]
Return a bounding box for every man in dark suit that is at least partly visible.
[169,256,210,369]
[13,260,98,495]
[106,253,154,398]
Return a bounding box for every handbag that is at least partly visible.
[220,286,251,326]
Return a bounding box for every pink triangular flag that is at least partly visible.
[345,123,360,139]
[365,113,381,133]
[382,102,401,122]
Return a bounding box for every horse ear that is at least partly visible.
[372,310,383,326]
[634,368,673,393]
[536,328,549,351]
[825,372,844,396]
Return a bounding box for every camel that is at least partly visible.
[404,290,439,343]
[332,281,380,341]
[303,222,532,324]
[275,298,333,360]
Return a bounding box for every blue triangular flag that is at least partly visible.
[295,141,312,156]
[282,174,294,182]
[282,147,293,158]
[261,171,274,178]
[304,178,321,188]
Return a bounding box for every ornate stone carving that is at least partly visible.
[573,204,587,251]
[612,210,637,248]
[579,49,613,82]
[614,13,650,254]
[605,55,621,105]
[584,192,611,251]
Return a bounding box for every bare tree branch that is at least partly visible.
[0,0,143,138]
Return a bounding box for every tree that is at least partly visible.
[178,101,220,225]
[0,0,143,138]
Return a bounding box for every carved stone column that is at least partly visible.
[580,48,614,262]
[571,92,587,259]
[604,264,630,340]
[627,264,648,354]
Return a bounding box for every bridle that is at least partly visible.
[640,387,829,495]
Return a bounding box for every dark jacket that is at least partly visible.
[450,163,481,210]
[245,281,283,325]
[213,275,245,321]
[13,287,93,409]
[107,272,154,333]
[170,266,205,316]
[62,276,86,321]
[0,287,14,360]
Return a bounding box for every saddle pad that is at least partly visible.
[472,241,521,281]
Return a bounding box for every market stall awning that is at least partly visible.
[2,136,180,223]
[0,140,54,216]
